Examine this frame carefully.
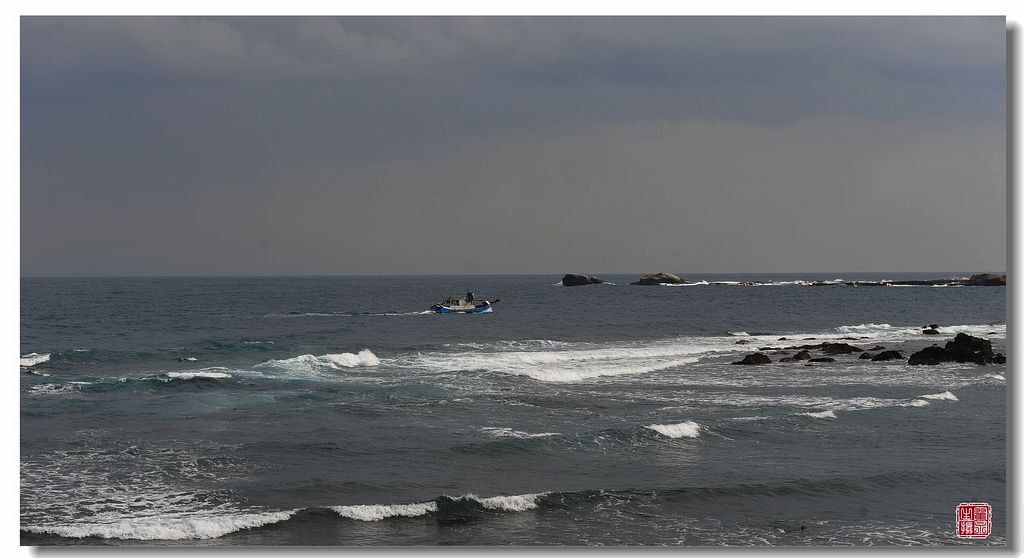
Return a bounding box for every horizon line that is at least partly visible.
[18,270,1006,280]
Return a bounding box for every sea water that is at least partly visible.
[20,273,1006,545]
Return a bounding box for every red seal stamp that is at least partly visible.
[956,503,992,539]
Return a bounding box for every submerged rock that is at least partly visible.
[993,354,1007,364]
[808,357,836,363]
[820,343,863,355]
[870,350,904,362]
[780,350,812,363]
[732,353,771,365]
[922,328,940,335]
[859,353,874,360]
[561,274,608,286]
[630,272,685,285]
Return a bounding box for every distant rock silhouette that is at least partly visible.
[561,274,608,286]
[630,272,685,285]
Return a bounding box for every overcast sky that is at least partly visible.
[21,17,1006,276]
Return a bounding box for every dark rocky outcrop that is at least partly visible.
[993,354,1007,364]
[945,333,994,364]
[732,353,771,365]
[908,346,950,365]
[758,346,783,351]
[561,274,608,286]
[908,333,996,365]
[922,328,940,335]
[859,352,874,360]
[808,357,836,363]
[630,272,685,285]
[964,273,1006,286]
[870,350,904,362]
[820,343,863,355]
[735,339,751,344]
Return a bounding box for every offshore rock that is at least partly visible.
[944,333,994,364]
[909,335,994,365]
[561,274,608,286]
[630,272,685,285]
[908,346,949,365]
[732,353,771,365]
[870,350,904,362]
[963,273,1006,286]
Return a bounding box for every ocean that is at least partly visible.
[19,273,1006,546]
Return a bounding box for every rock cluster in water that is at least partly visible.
[730,333,1004,367]
[908,333,1005,365]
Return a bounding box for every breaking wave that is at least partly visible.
[330,492,549,522]
[22,510,296,541]
[918,391,958,401]
[645,421,702,439]
[164,371,233,381]
[255,350,380,375]
[21,352,51,367]
[481,427,560,439]
[798,410,837,419]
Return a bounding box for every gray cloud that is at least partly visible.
[21,17,1006,276]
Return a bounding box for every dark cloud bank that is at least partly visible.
[21,17,1006,276]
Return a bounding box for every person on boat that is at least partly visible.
[466,291,475,302]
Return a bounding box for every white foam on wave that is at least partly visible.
[919,390,958,401]
[331,492,548,522]
[984,373,1006,381]
[730,332,750,337]
[405,343,702,383]
[476,492,548,511]
[21,352,51,367]
[255,349,380,377]
[28,382,91,395]
[331,502,436,521]
[22,510,296,540]
[645,421,701,438]
[166,371,232,380]
[798,410,837,419]
[903,399,931,407]
[481,427,559,439]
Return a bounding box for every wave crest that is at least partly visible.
[21,352,51,367]
[645,421,701,438]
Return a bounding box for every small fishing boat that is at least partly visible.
[430,292,499,314]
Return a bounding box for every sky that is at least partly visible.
[20,16,1007,276]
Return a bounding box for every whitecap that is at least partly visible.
[22,510,296,540]
[798,410,837,419]
[331,501,436,522]
[255,349,380,375]
[645,421,701,438]
[481,427,560,439]
[20,352,51,367]
[919,390,958,401]
[165,371,232,380]
[475,492,548,511]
